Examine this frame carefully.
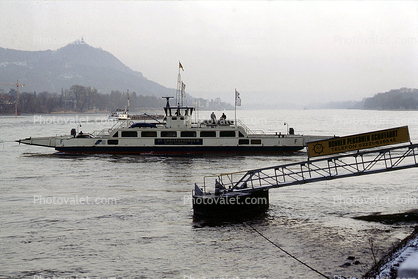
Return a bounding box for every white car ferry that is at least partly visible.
[17,97,328,155]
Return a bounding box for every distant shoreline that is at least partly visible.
[4,106,418,117]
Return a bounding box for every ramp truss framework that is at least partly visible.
[200,143,418,194]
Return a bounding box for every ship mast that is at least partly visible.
[126,89,130,112]
[176,61,185,107]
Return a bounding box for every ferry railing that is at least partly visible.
[200,143,418,193]
[237,119,259,135]
[91,120,129,137]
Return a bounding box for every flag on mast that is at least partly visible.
[235,89,241,106]
[179,61,184,71]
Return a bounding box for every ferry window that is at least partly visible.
[200,131,216,137]
[142,131,157,137]
[112,132,119,137]
[239,132,245,138]
[108,140,118,145]
[220,131,236,137]
[239,139,249,145]
[161,131,177,137]
[172,117,177,120]
[181,131,196,137]
[251,139,262,145]
[121,131,138,137]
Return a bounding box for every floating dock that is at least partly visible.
[193,126,418,219]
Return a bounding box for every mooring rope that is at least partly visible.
[246,223,330,279]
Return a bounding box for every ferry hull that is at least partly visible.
[54,145,304,154]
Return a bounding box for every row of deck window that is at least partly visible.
[107,138,262,145]
[114,130,244,138]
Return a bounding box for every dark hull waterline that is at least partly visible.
[55,145,305,154]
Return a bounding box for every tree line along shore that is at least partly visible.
[0,84,232,114]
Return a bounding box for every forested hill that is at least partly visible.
[0,39,175,97]
[363,88,418,110]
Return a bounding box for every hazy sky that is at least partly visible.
[1,1,417,105]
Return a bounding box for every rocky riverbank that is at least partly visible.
[358,210,418,278]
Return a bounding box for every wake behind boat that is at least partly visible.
[17,66,330,155]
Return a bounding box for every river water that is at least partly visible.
[1,109,418,279]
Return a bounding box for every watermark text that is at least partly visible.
[33,195,117,206]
